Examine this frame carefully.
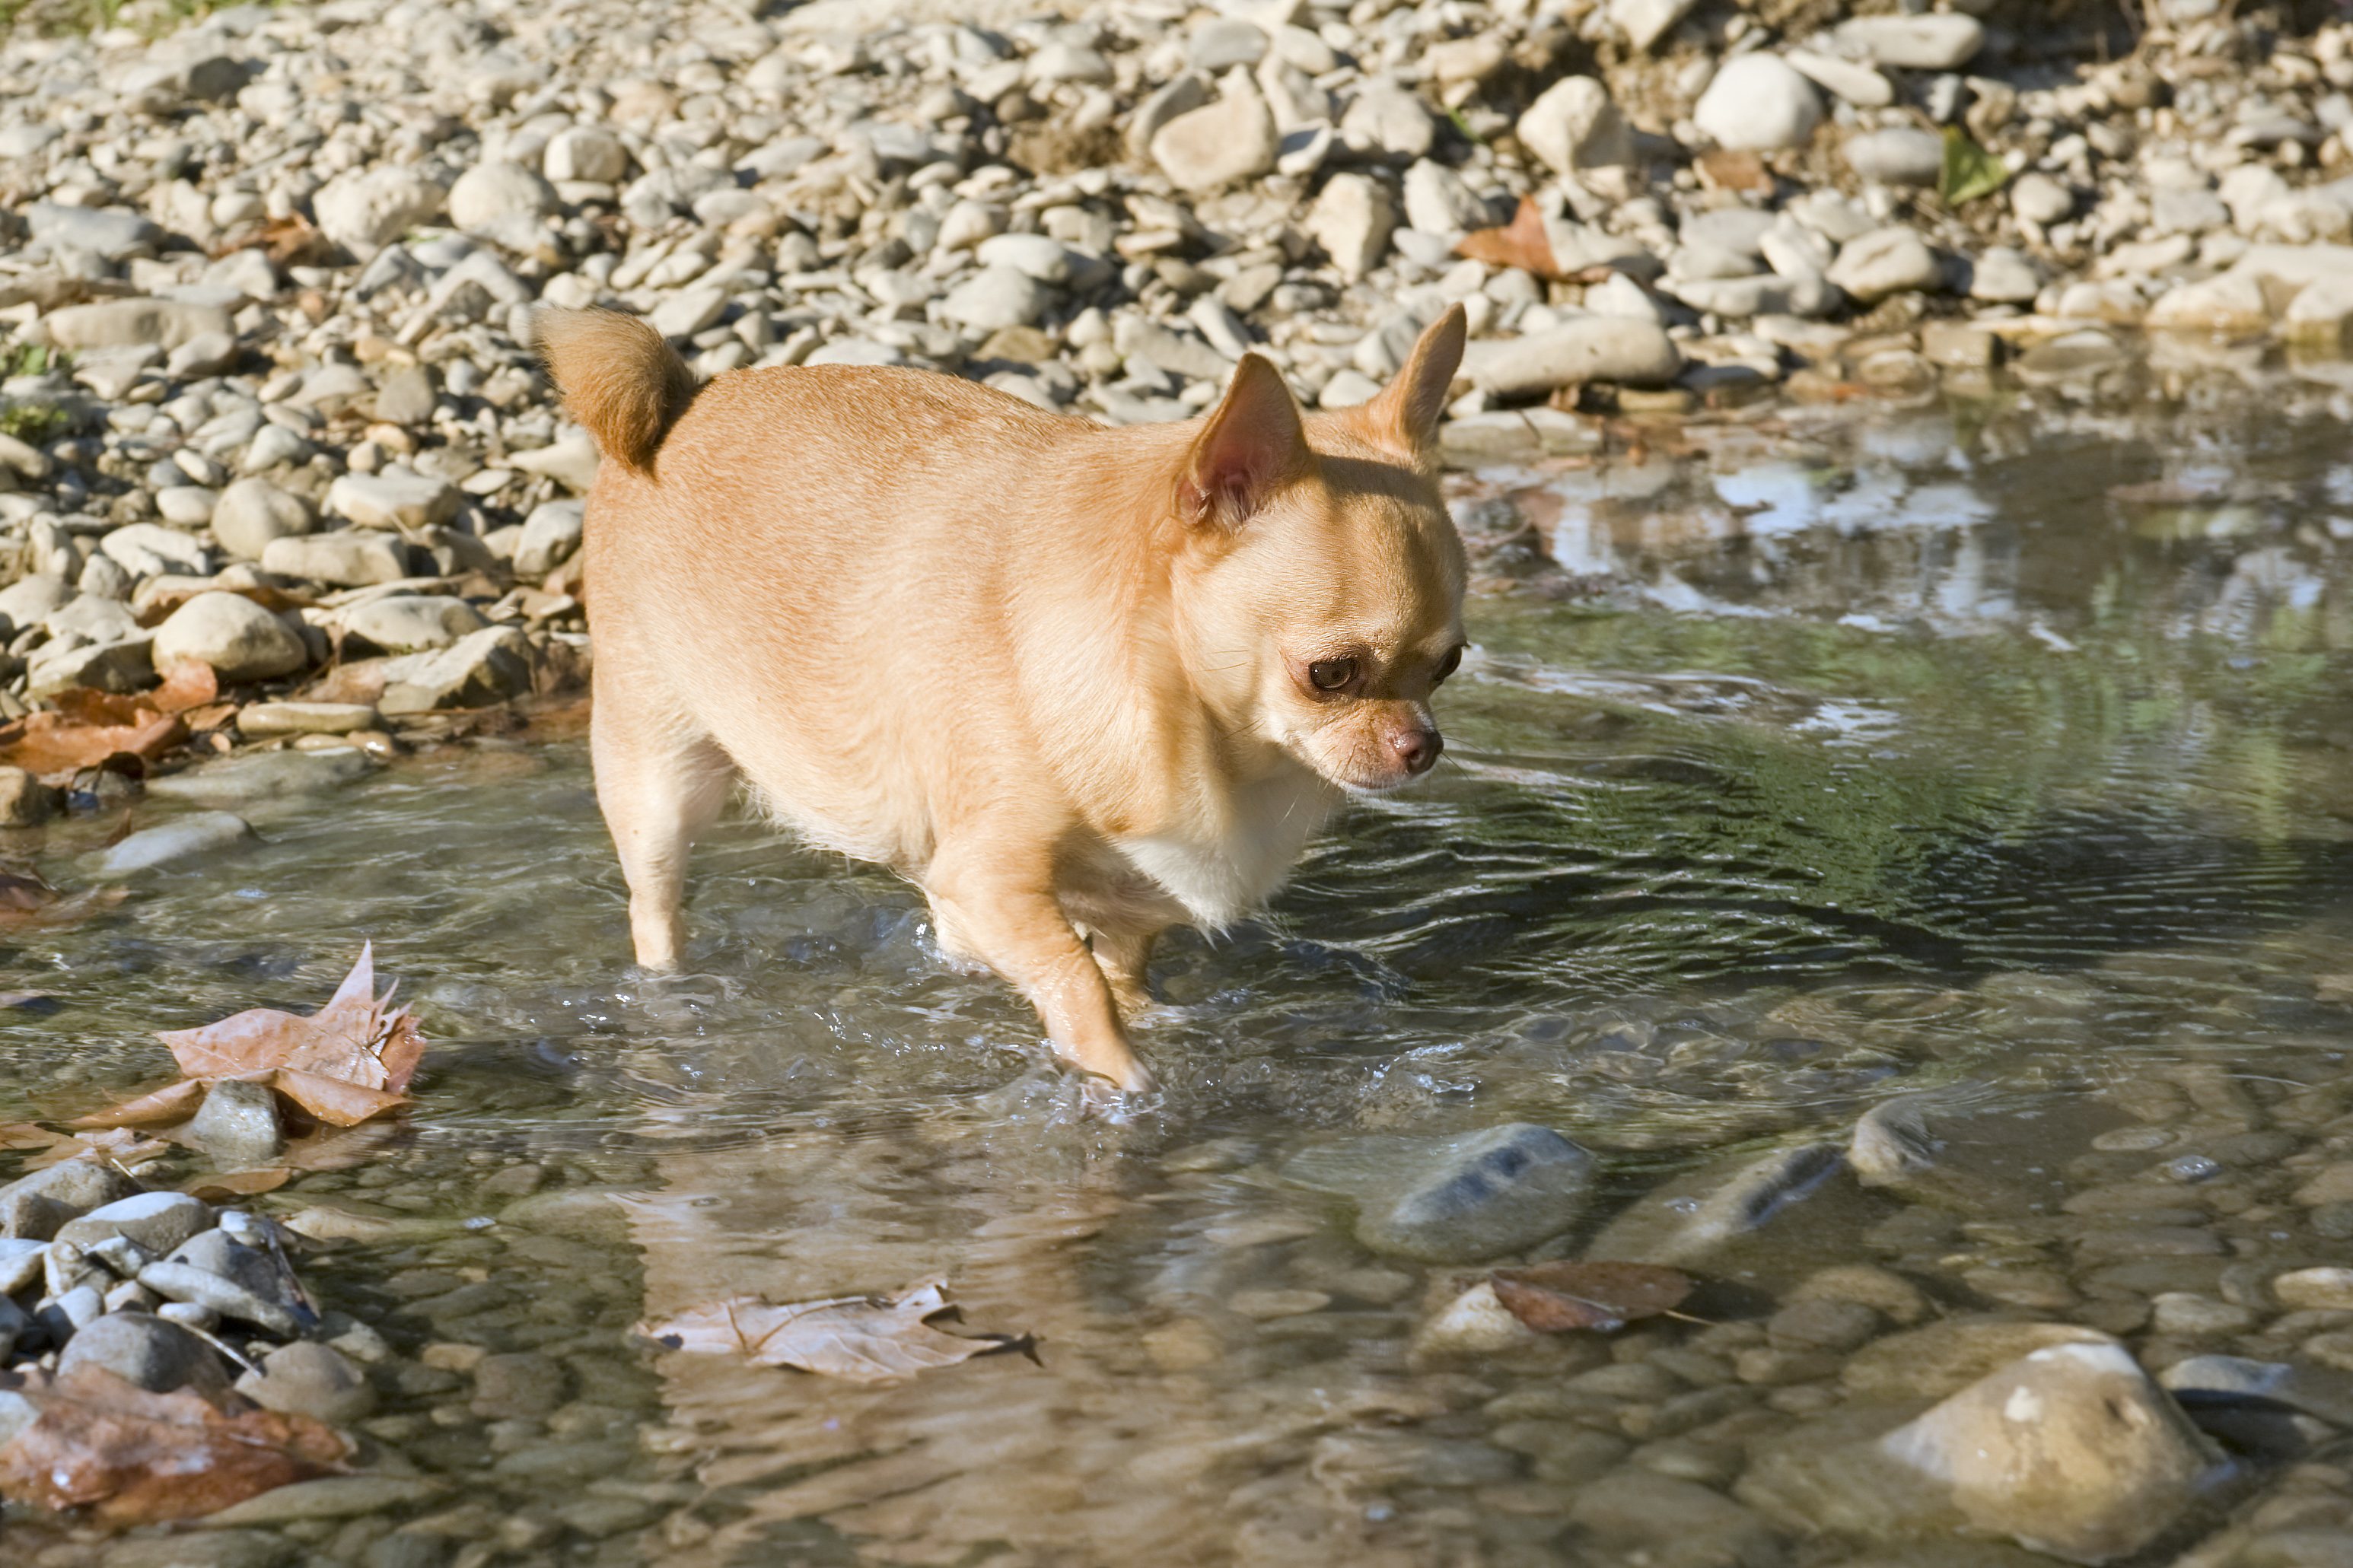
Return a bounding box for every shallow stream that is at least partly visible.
[8,374,2353,1566]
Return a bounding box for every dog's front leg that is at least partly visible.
[925,854,1151,1093]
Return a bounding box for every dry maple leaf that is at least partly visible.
[0,664,216,781]
[1488,1261,1694,1334]
[0,1366,348,1525]
[636,1282,1036,1383]
[1456,195,1562,279]
[78,945,425,1132]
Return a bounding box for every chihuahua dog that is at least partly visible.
[535,303,1468,1092]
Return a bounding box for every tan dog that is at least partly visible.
[535,304,1468,1092]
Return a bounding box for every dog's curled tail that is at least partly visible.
[533,308,698,477]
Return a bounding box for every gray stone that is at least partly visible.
[372,365,438,427]
[56,1311,228,1396]
[513,500,585,577]
[1611,0,1699,52]
[1339,77,1434,161]
[471,1350,570,1418]
[1285,1123,1597,1263]
[185,1078,285,1167]
[1845,128,1944,186]
[151,593,310,684]
[0,575,73,638]
[1695,55,1823,152]
[314,167,447,259]
[106,1531,298,1568]
[1306,173,1394,281]
[1189,17,1268,71]
[1587,1143,1845,1268]
[54,1192,212,1255]
[1969,247,2043,305]
[941,267,1051,332]
[102,523,212,579]
[1835,14,1987,71]
[235,1341,376,1424]
[648,286,728,339]
[2012,173,2076,227]
[1126,74,1213,163]
[35,297,234,353]
[544,125,629,184]
[378,626,535,712]
[1151,81,1278,192]
[328,469,459,530]
[260,530,416,587]
[27,201,160,260]
[93,812,255,876]
[139,1258,302,1336]
[2161,1354,2353,1427]
[1828,226,1945,302]
[1460,320,1682,395]
[211,479,317,560]
[1401,159,1491,236]
[205,1475,442,1525]
[236,702,381,738]
[1517,76,1633,175]
[0,1160,141,1240]
[447,160,558,244]
[508,434,600,493]
[342,595,489,655]
[146,747,373,806]
[27,638,154,698]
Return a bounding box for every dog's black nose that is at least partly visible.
[1393,728,1441,775]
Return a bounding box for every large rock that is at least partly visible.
[342,595,488,654]
[378,626,536,713]
[327,469,459,530]
[1587,1143,1845,1269]
[145,748,373,807]
[56,1312,228,1397]
[210,479,317,561]
[100,523,212,579]
[1517,77,1632,174]
[152,593,310,684]
[1827,226,1944,302]
[0,1160,142,1240]
[28,638,153,698]
[34,298,234,353]
[1306,172,1395,279]
[1150,79,1278,191]
[92,812,254,876]
[186,1078,285,1167]
[1833,14,1986,71]
[1874,1342,2227,1561]
[27,201,160,260]
[1288,1124,1597,1263]
[261,531,416,587]
[54,1192,212,1255]
[313,166,447,259]
[1460,320,1682,395]
[235,1341,375,1424]
[1695,55,1823,152]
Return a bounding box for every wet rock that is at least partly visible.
[1842,1318,2116,1401]
[1568,1468,1785,1565]
[1587,1142,1845,1270]
[0,1159,142,1240]
[2160,1353,2353,1427]
[1517,77,1632,175]
[471,1351,571,1418]
[1877,1341,2227,1561]
[205,1475,443,1525]
[105,1532,297,1568]
[1695,55,1823,152]
[368,625,532,713]
[1461,320,1680,395]
[1411,1280,1551,1359]
[236,1341,376,1424]
[54,1192,211,1256]
[186,1078,285,1166]
[138,1258,302,1336]
[211,478,317,561]
[55,1311,228,1396]
[2275,1267,2353,1311]
[152,592,310,685]
[94,812,254,876]
[260,530,416,588]
[1304,1123,1597,1262]
[147,747,373,807]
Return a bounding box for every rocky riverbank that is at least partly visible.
[0,0,2349,805]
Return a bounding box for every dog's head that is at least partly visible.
[1171,306,1469,794]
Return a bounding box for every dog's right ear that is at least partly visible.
[1178,354,1309,529]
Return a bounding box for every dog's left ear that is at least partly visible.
[1180,353,1310,528]
[1362,304,1467,460]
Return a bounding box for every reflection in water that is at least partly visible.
[1,393,2351,1564]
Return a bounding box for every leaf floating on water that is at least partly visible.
[1456,196,1563,279]
[0,1122,170,1172]
[181,1168,293,1202]
[1488,1261,1694,1334]
[1939,127,2010,206]
[636,1282,1036,1383]
[0,1366,349,1525]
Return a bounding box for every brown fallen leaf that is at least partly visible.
[0,861,128,936]
[0,1366,349,1525]
[1488,1261,1694,1334]
[0,1122,169,1172]
[1456,195,1562,279]
[0,666,217,781]
[636,1282,1036,1383]
[76,944,424,1133]
[1696,148,1773,194]
[182,1168,292,1202]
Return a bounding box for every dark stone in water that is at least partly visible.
[1586,1142,1845,1269]
[56,1311,229,1397]
[1351,1124,1597,1263]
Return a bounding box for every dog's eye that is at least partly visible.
[1309,657,1357,692]
[1434,646,1463,682]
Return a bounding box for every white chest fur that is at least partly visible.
[1115,768,1336,930]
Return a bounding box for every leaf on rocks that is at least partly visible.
[0,1366,349,1525]
[78,944,423,1134]
[1488,1261,1693,1334]
[636,1282,1036,1383]
[1457,196,1562,280]
[0,862,128,935]
[3,1124,170,1172]
[1939,128,2010,206]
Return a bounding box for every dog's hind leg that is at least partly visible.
[592,665,736,970]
